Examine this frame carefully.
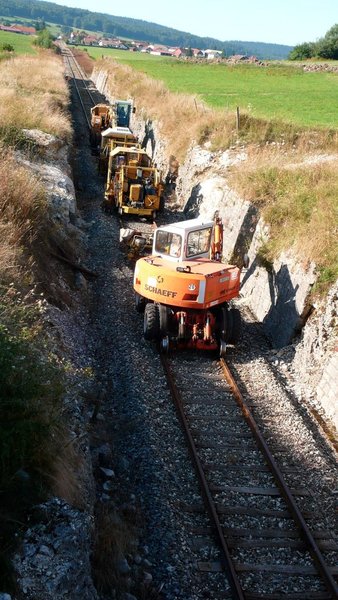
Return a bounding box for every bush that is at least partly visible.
[33,29,55,50]
[1,44,14,52]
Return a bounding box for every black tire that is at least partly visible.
[227,308,241,344]
[135,293,146,313]
[159,304,171,336]
[159,196,165,211]
[144,303,160,341]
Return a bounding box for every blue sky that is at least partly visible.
[46,0,338,46]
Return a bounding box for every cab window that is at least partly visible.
[187,228,212,257]
[155,231,182,257]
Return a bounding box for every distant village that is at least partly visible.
[0,22,260,63]
[68,31,223,59]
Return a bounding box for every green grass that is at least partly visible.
[0,30,36,55]
[82,46,338,129]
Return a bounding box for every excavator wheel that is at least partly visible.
[144,303,160,341]
[159,304,171,336]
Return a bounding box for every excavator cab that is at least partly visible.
[153,221,213,262]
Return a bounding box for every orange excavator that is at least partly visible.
[133,215,247,355]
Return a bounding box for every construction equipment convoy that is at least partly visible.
[133,215,247,356]
[103,146,164,219]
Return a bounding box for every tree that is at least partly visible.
[33,29,55,49]
[61,25,71,35]
[34,19,46,31]
[316,24,338,59]
[316,37,338,59]
[288,42,316,60]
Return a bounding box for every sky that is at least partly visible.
[46,0,338,46]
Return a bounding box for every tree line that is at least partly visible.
[289,24,338,60]
[1,0,292,59]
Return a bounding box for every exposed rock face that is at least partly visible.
[18,130,77,228]
[291,282,338,426]
[178,145,316,346]
[22,129,71,171]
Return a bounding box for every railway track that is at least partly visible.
[160,351,338,599]
[60,43,104,130]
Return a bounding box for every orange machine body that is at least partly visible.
[133,218,242,354]
[134,256,240,310]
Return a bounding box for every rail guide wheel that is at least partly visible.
[160,335,170,354]
[219,339,227,358]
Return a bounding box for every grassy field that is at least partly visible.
[0,30,36,54]
[82,46,338,129]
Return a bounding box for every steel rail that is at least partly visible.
[62,49,92,130]
[160,354,246,600]
[220,358,338,598]
[65,48,97,106]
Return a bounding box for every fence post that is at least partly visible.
[236,106,240,132]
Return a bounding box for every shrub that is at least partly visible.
[1,44,14,52]
[33,29,55,50]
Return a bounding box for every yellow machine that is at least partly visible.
[103,146,164,219]
[90,99,136,158]
[98,128,139,175]
[133,216,248,356]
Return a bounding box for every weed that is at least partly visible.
[92,503,137,594]
[256,241,275,272]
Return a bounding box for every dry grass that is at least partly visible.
[229,153,338,287]
[92,503,136,593]
[0,151,47,282]
[0,53,71,140]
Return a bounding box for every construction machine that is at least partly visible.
[103,146,164,219]
[90,99,136,158]
[133,216,247,356]
[98,127,139,175]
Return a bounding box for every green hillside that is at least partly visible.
[0,0,293,60]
